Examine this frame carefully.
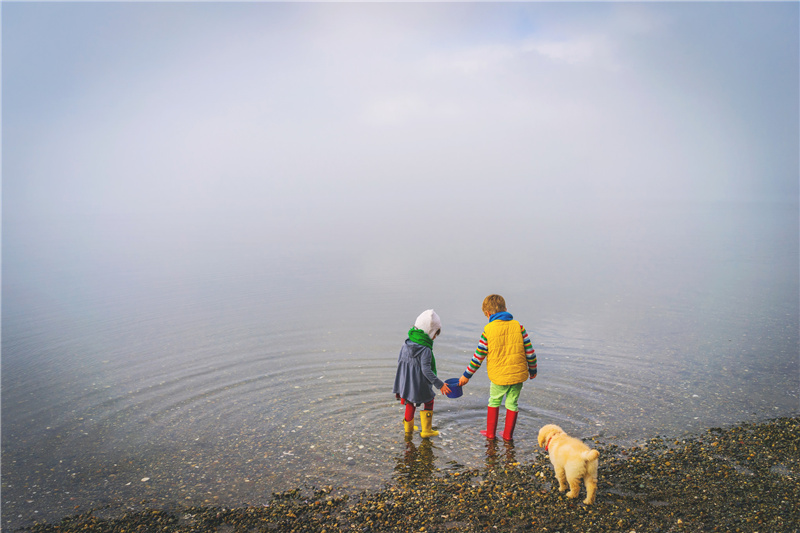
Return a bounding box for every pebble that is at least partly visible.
[17,416,800,532]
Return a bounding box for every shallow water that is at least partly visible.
[3,199,798,530]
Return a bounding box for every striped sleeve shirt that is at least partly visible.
[463,325,537,379]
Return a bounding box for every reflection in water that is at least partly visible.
[484,439,517,472]
[393,435,521,487]
[394,436,436,486]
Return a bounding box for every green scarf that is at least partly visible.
[408,327,437,375]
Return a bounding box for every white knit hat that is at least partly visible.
[414,309,442,339]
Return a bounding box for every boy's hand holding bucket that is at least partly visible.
[444,378,463,398]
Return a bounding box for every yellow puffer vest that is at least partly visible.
[484,319,528,386]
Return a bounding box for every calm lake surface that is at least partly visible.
[3,199,798,530]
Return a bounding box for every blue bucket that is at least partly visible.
[445,378,462,399]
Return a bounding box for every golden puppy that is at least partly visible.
[538,424,600,505]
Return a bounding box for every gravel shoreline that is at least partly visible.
[18,416,799,532]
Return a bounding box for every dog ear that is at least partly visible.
[537,427,547,446]
[538,425,554,447]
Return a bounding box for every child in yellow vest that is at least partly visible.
[458,294,537,440]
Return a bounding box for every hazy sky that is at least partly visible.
[3,2,798,250]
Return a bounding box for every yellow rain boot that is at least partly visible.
[419,410,439,438]
[404,419,418,434]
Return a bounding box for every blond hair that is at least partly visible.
[482,294,507,316]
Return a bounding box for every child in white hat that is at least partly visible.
[392,309,452,437]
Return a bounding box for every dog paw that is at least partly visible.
[583,498,594,505]
[566,491,578,499]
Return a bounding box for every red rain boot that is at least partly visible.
[480,406,500,439]
[501,409,518,441]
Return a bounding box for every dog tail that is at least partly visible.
[582,449,600,461]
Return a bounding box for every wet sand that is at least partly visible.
[18,416,799,532]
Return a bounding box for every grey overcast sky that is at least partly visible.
[3,2,798,240]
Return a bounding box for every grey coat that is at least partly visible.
[392,340,444,405]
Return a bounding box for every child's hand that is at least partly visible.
[441,383,452,395]
[458,376,469,387]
